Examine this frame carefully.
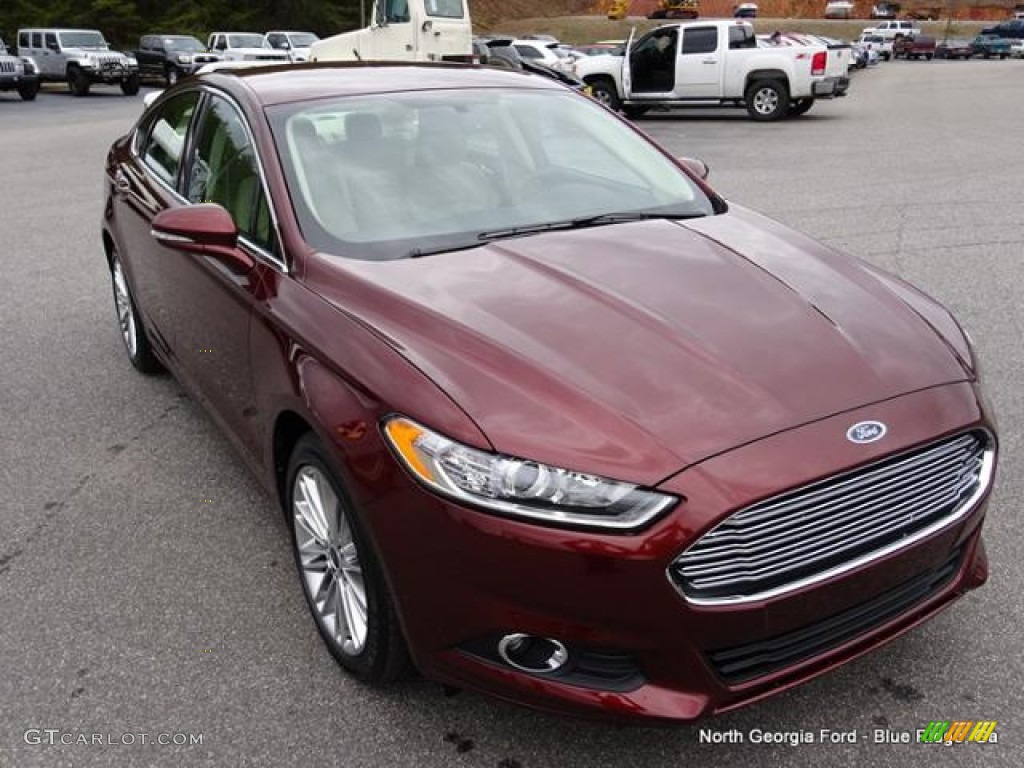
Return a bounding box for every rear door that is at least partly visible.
[675,25,721,99]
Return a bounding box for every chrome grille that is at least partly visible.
[0,60,19,74]
[671,431,992,605]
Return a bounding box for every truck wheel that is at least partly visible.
[68,67,90,97]
[789,98,814,117]
[589,78,621,111]
[745,79,789,121]
[165,65,180,86]
[926,53,934,60]
[18,81,39,101]
[121,74,140,96]
[622,105,650,119]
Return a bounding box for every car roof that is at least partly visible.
[201,62,565,107]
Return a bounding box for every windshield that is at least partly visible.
[269,89,717,261]
[0,38,7,54]
[59,31,108,49]
[288,33,319,47]
[424,0,465,19]
[228,34,268,49]
[166,37,206,52]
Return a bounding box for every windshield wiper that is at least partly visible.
[477,210,706,242]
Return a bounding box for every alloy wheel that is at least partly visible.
[112,259,137,357]
[292,465,368,656]
[753,87,779,116]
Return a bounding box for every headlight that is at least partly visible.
[177,54,192,64]
[383,416,676,531]
[21,57,37,74]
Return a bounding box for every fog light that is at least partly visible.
[497,633,569,674]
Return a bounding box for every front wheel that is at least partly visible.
[165,65,180,86]
[68,67,90,97]
[287,435,410,684]
[18,81,39,101]
[121,74,140,96]
[588,78,621,111]
[925,53,934,60]
[745,79,789,121]
[109,250,161,373]
[789,98,814,117]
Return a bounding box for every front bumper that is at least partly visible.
[82,63,138,83]
[365,380,995,722]
[0,72,38,88]
[812,76,850,98]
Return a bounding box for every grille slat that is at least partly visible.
[682,472,963,575]
[671,431,991,604]
[683,463,965,561]
[711,436,974,531]
[686,479,962,590]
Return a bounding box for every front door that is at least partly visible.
[627,27,678,97]
[160,92,277,452]
[368,0,417,59]
[674,26,722,99]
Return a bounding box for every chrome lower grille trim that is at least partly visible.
[669,430,994,605]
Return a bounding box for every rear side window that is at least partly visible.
[140,91,200,186]
[728,26,755,49]
[32,32,42,48]
[681,27,718,55]
[514,44,542,59]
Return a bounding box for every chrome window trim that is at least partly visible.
[128,84,289,274]
[667,429,996,607]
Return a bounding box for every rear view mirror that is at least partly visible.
[678,157,710,180]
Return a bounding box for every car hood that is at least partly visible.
[312,207,970,486]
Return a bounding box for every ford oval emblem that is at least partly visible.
[847,421,887,444]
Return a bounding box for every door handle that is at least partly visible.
[114,169,131,194]
[702,59,717,64]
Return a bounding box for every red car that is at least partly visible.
[102,63,997,722]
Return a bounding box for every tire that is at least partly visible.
[68,67,90,97]
[165,65,180,87]
[109,249,161,374]
[18,81,39,101]
[287,434,411,684]
[925,53,933,60]
[121,73,140,96]
[883,53,891,61]
[789,98,814,117]
[999,53,1007,60]
[622,105,650,119]
[588,77,621,111]
[745,79,789,121]
[648,10,667,18]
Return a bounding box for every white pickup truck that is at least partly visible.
[574,20,849,121]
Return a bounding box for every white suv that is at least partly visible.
[863,20,922,41]
[18,28,139,96]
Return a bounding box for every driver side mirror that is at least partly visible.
[47,42,60,52]
[678,157,710,180]
[375,1,389,27]
[151,204,253,271]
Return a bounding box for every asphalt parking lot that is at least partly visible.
[1,61,1022,767]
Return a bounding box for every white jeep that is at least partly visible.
[17,28,139,96]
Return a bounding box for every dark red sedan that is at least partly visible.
[102,63,997,722]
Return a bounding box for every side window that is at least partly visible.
[681,27,718,55]
[385,0,411,23]
[19,32,29,48]
[32,32,42,48]
[728,26,755,50]
[187,97,275,253]
[140,36,151,50]
[140,91,200,186]
[45,32,58,51]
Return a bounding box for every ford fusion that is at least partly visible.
[101,63,997,722]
